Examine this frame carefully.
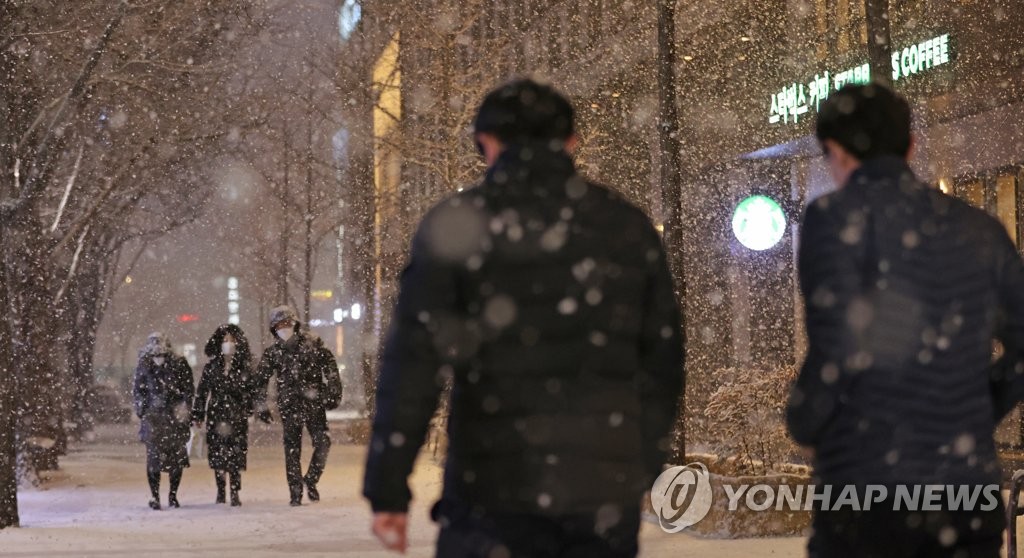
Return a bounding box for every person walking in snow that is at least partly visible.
[132,332,194,510]
[192,324,256,507]
[786,83,1024,557]
[254,305,343,506]
[364,79,684,557]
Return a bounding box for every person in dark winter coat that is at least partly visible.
[787,84,1024,558]
[254,305,343,506]
[364,79,684,557]
[192,324,256,506]
[132,332,194,510]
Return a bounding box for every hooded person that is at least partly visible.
[132,332,194,510]
[254,305,343,506]
[192,324,256,506]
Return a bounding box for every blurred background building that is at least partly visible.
[339,0,1024,445]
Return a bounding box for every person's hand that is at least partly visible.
[257,409,273,424]
[372,512,408,553]
[192,421,203,429]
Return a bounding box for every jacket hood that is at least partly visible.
[139,332,173,359]
[268,305,299,335]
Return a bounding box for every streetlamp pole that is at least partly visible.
[657,0,688,462]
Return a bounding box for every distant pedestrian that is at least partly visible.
[363,79,685,557]
[786,83,1024,558]
[192,324,256,507]
[132,332,194,510]
[254,305,343,506]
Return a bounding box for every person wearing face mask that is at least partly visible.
[192,324,256,506]
[254,305,343,506]
[132,332,195,510]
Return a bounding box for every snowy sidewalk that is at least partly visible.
[0,424,805,557]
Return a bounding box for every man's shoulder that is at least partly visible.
[425,184,484,215]
[260,343,284,359]
[412,186,491,261]
[300,333,332,355]
[940,193,1005,231]
[583,178,646,212]
[570,179,661,245]
[806,186,860,217]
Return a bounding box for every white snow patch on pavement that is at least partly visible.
[0,425,806,557]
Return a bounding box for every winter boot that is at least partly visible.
[306,482,320,503]
[229,472,241,507]
[168,468,182,508]
[289,485,302,507]
[147,470,161,510]
[215,472,226,504]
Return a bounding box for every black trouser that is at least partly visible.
[214,471,241,493]
[145,444,184,500]
[281,405,331,495]
[146,468,182,500]
[433,500,640,558]
[809,508,1004,558]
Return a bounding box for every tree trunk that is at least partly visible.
[0,225,20,529]
[350,133,378,415]
[864,0,893,86]
[657,0,688,463]
[303,96,315,324]
[5,222,64,476]
[63,247,106,439]
[277,132,291,305]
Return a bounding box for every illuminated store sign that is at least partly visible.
[732,196,786,251]
[769,33,952,125]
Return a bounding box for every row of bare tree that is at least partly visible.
[0,0,267,528]
[0,0,896,530]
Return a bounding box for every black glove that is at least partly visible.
[324,377,343,411]
[257,409,273,424]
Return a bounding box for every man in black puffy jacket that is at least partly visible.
[787,84,1024,558]
[255,305,342,506]
[364,79,684,557]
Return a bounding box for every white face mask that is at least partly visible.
[276,327,294,342]
[222,341,236,356]
[153,356,166,366]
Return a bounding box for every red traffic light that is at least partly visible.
[177,314,199,323]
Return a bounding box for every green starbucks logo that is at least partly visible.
[732,195,786,251]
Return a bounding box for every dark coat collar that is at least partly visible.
[846,156,918,189]
[484,141,576,192]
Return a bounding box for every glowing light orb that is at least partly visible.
[732,195,786,251]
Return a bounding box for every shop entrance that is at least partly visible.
[953,167,1023,247]
[954,166,1024,451]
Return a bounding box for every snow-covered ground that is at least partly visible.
[0,424,808,557]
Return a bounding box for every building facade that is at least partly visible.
[343,0,1024,442]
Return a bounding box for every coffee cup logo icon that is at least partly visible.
[651,463,713,533]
